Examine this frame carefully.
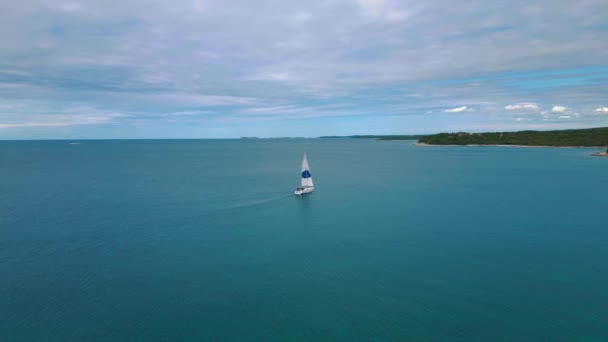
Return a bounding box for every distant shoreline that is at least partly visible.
[414,142,605,149]
[416,127,608,147]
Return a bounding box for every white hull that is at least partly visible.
[294,186,314,195]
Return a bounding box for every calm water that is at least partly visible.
[1,139,607,341]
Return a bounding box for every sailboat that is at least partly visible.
[294,153,314,195]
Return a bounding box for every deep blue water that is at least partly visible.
[1,139,607,341]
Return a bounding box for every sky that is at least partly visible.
[1,0,607,139]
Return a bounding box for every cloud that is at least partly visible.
[444,106,468,113]
[515,117,525,121]
[558,115,571,119]
[157,94,265,107]
[237,104,356,118]
[239,105,299,114]
[0,113,124,128]
[1,0,608,138]
[385,10,409,22]
[357,0,409,21]
[595,107,608,113]
[248,72,292,82]
[551,105,568,112]
[163,110,215,116]
[505,103,540,111]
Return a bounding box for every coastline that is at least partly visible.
[414,142,606,149]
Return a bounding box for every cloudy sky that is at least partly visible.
[1,0,607,138]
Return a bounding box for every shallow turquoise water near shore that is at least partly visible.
[1,139,607,340]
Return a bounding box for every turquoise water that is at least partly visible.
[1,139,607,341]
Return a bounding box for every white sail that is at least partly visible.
[301,153,314,187]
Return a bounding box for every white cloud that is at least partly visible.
[515,117,525,121]
[192,0,205,12]
[55,2,83,13]
[0,103,26,110]
[163,110,215,116]
[159,94,264,106]
[357,0,409,21]
[239,105,298,114]
[558,115,571,119]
[239,103,349,116]
[385,10,409,22]
[251,72,291,81]
[0,113,123,128]
[358,0,388,17]
[444,106,467,113]
[505,103,539,111]
[551,105,568,112]
[2,0,608,138]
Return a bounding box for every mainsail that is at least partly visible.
[301,153,314,187]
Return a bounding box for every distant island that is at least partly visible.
[417,127,608,147]
[320,134,426,140]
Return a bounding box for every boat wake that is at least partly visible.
[218,192,292,212]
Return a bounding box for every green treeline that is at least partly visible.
[418,127,608,146]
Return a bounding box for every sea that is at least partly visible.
[1,139,607,341]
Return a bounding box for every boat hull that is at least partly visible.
[294,186,314,195]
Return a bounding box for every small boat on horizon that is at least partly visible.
[294,153,314,195]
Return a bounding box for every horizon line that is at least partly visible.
[1,125,607,141]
